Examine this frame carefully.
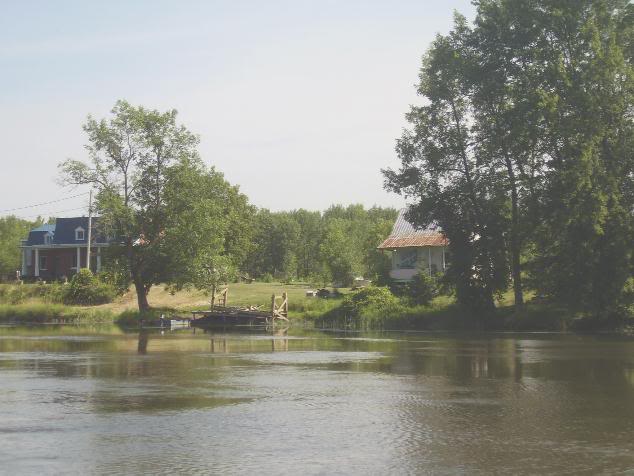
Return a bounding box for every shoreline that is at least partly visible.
[0,304,632,336]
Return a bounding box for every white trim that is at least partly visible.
[75,227,85,241]
[34,249,39,277]
[20,243,109,249]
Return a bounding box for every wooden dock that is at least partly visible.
[190,291,289,328]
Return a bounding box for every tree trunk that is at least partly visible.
[134,276,150,312]
[505,156,524,308]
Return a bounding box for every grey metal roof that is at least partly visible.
[378,209,448,249]
[389,209,440,237]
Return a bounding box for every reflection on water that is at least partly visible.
[0,326,633,475]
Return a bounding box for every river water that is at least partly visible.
[0,326,633,475]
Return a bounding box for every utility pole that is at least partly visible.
[86,189,93,271]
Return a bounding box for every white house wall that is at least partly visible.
[389,246,446,281]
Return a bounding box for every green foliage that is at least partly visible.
[244,205,397,286]
[62,269,116,305]
[384,0,634,321]
[0,303,114,323]
[59,100,254,311]
[340,286,398,318]
[98,256,131,295]
[0,282,64,304]
[319,218,362,287]
[405,273,439,306]
[0,216,42,277]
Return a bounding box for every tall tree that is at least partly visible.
[384,16,510,314]
[319,218,364,287]
[523,0,634,317]
[386,0,634,320]
[60,100,251,311]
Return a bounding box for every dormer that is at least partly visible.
[44,232,53,245]
[75,227,85,241]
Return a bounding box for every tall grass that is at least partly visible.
[288,298,342,320]
[0,303,115,323]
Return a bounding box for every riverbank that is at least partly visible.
[0,282,338,326]
[1,282,631,333]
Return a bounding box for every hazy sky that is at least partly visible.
[0,0,474,219]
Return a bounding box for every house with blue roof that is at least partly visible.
[20,217,111,280]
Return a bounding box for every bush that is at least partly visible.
[405,273,439,306]
[340,286,398,318]
[99,267,130,295]
[62,269,116,305]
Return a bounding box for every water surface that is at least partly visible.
[1,326,633,475]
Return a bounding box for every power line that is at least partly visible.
[0,192,90,213]
[12,206,89,220]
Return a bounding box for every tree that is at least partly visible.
[363,217,394,284]
[319,218,363,287]
[384,15,510,315]
[522,0,634,317]
[242,204,396,285]
[60,100,252,311]
[245,210,300,280]
[0,216,42,277]
[290,209,323,279]
[385,0,634,320]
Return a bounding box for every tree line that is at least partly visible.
[47,100,396,311]
[243,205,397,286]
[384,0,634,321]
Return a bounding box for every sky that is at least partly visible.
[0,0,475,219]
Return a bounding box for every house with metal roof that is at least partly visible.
[19,217,111,280]
[377,209,448,281]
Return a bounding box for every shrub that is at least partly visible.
[7,286,28,304]
[340,286,398,318]
[99,267,130,295]
[62,269,116,305]
[405,273,439,306]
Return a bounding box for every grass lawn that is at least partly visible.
[0,281,348,323]
[95,281,331,314]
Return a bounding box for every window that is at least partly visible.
[75,227,85,241]
[44,233,52,245]
[39,255,47,270]
[398,249,418,269]
[72,253,77,268]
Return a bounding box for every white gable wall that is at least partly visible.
[390,246,446,281]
